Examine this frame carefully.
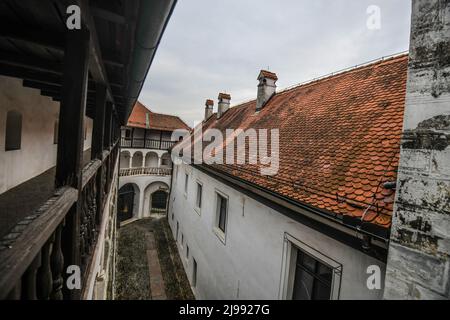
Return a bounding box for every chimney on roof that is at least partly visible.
[217,93,231,119]
[204,99,214,121]
[256,70,277,111]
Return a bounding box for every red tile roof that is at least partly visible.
[127,101,190,131]
[182,54,408,231]
[259,70,278,81]
[218,93,231,100]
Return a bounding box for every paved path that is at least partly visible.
[115,218,194,300]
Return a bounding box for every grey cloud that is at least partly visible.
[140,0,411,127]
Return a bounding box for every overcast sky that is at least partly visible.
[138,0,412,127]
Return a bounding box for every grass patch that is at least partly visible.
[115,218,194,300]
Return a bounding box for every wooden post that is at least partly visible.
[103,102,112,149]
[144,128,147,149]
[91,84,106,160]
[92,84,107,224]
[55,29,90,300]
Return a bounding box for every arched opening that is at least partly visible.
[131,151,143,168]
[143,181,169,217]
[145,151,158,167]
[119,151,131,169]
[5,110,22,151]
[118,183,140,222]
[160,152,172,168]
[151,190,168,213]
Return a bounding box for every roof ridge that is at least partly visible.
[226,51,409,110]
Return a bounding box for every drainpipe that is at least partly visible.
[124,0,178,122]
[167,149,175,223]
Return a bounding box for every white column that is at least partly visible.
[138,188,145,219]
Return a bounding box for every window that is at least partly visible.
[53,121,59,144]
[196,182,203,209]
[217,193,228,233]
[5,110,22,151]
[125,129,131,138]
[292,250,332,300]
[181,233,184,246]
[280,233,342,300]
[192,258,198,288]
[186,245,189,259]
[214,192,228,243]
[184,174,189,195]
[176,221,179,241]
[161,157,169,166]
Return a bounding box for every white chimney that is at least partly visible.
[204,99,214,121]
[256,70,277,111]
[217,93,231,119]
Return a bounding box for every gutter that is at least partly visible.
[192,163,389,262]
[124,0,178,123]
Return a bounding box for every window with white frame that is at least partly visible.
[192,258,198,288]
[280,233,342,300]
[184,173,189,195]
[196,182,202,210]
[214,191,228,242]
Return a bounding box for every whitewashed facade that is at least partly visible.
[169,162,386,300]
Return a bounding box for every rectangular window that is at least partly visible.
[216,193,228,234]
[280,233,341,300]
[125,129,131,138]
[192,258,198,288]
[176,221,179,241]
[186,245,189,259]
[196,183,203,209]
[291,250,333,300]
[184,174,189,195]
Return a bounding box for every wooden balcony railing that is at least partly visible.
[120,138,176,150]
[0,143,119,300]
[119,167,172,177]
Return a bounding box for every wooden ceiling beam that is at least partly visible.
[0,26,64,52]
[92,7,126,25]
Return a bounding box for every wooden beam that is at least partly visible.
[0,26,64,52]
[55,29,90,300]
[0,52,62,75]
[92,7,126,25]
[92,84,107,159]
[77,0,115,104]
[103,58,124,69]
[104,102,113,149]
[0,64,61,85]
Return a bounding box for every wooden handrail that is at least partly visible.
[81,159,102,189]
[0,143,119,300]
[0,187,78,299]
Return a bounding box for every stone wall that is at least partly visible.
[384,0,450,299]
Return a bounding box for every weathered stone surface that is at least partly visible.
[384,0,450,300]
